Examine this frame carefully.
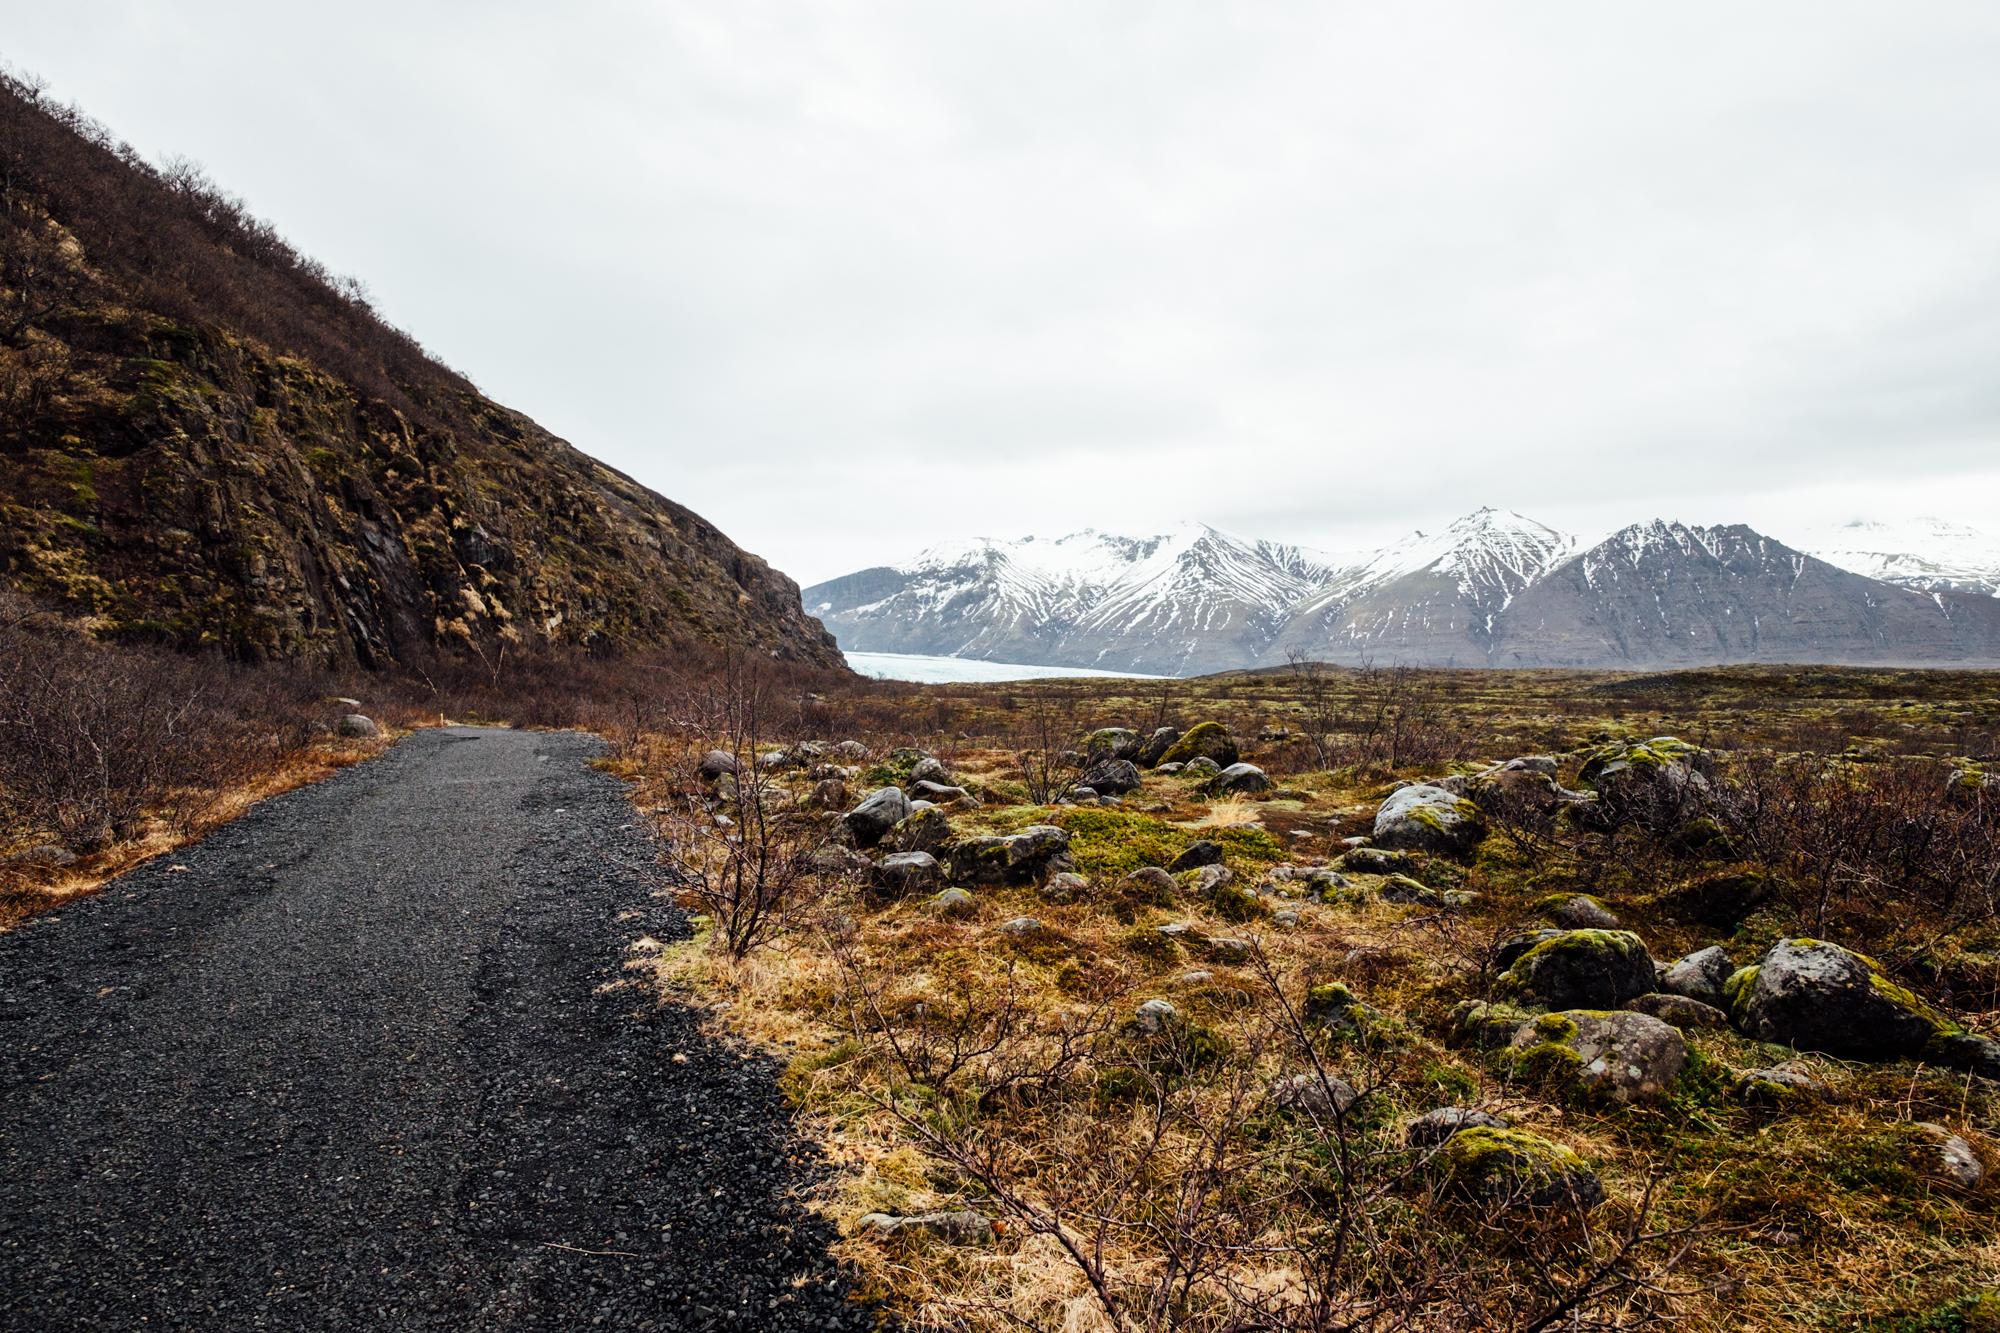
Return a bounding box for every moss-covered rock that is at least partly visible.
[1532,893,1620,929]
[1573,736,1717,834]
[945,825,1073,887]
[1735,938,1959,1061]
[1441,1127,1605,1210]
[1507,1009,1689,1105]
[882,806,952,855]
[1158,721,1239,769]
[1083,728,1142,761]
[1495,929,1656,1011]
[1372,785,1485,855]
[1449,1000,1534,1049]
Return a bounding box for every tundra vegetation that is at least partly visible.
[5,627,2000,1330]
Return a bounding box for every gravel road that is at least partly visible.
[0,727,870,1331]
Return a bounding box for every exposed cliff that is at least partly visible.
[0,76,839,668]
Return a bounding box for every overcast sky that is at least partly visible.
[8,3,2000,584]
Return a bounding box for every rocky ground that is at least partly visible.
[0,727,873,1332]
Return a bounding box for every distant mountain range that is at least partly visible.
[802,510,2000,674]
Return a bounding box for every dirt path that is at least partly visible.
[0,727,863,1331]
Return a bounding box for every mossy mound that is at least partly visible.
[1158,721,1239,769]
[1495,929,1656,1012]
[1441,1127,1605,1210]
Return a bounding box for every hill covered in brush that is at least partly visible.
[0,74,839,669]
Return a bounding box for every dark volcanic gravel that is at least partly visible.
[0,727,872,1331]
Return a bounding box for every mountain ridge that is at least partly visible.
[809,510,2000,674]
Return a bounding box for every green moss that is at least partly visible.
[1211,881,1270,923]
[1530,1012,1580,1042]
[1869,973,1960,1037]
[1158,721,1234,767]
[1121,925,1184,966]
[1721,964,1760,1019]
[1442,1127,1596,1205]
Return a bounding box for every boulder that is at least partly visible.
[1466,766,1584,823]
[1406,1107,1508,1148]
[1380,875,1474,908]
[1039,871,1089,904]
[1573,736,1718,833]
[1183,756,1223,779]
[1912,1124,1985,1189]
[834,740,871,759]
[1080,759,1143,796]
[1372,785,1485,855]
[908,756,951,787]
[1730,938,1958,1061]
[812,846,875,879]
[1135,998,1179,1033]
[1137,727,1181,768]
[1155,762,1185,775]
[884,806,953,855]
[1334,847,1417,877]
[1084,728,1143,761]
[1945,766,1998,802]
[810,777,852,810]
[1269,1073,1357,1118]
[930,887,977,918]
[1659,945,1734,1008]
[845,787,914,848]
[1928,1033,2000,1080]
[698,749,741,779]
[1496,930,1657,1012]
[1496,929,1563,973]
[946,825,1074,887]
[1510,1011,1688,1105]
[336,714,378,738]
[1167,841,1224,872]
[857,1210,995,1244]
[1210,763,1270,795]
[1159,722,1239,769]
[873,852,943,895]
[1442,1128,1605,1210]
[1623,993,1729,1030]
[1537,894,1620,929]
[1734,1060,1831,1106]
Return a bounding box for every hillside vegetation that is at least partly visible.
[0,73,838,668]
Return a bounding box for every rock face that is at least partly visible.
[1510,1011,1689,1104]
[1730,938,1959,1061]
[1372,785,1484,854]
[1442,1128,1605,1210]
[844,788,913,848]
[1497,930,1657,1012]
[946,826,1074,887]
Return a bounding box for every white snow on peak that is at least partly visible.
[1308,508,1579,606]
[1791,517,2000,596]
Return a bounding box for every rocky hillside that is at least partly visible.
[0,77,838,668]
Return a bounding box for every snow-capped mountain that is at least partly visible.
[1268,509,1580,666]
[801,523,1344,675]
[805,510,2000,674]
[1794,518,2000,598]
[1492,521,2000,668]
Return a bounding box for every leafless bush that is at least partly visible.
[1010,688,1090,805]
[1285,652,1477,772]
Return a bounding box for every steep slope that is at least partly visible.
[0,75,838,668]
[803,524,1340,675]
[1492,521,2000,668]
[1265,509,1579,666]
[1797,518,2000,598]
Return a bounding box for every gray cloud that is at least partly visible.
[9,2,2000,581]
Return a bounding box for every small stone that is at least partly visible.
[998,916,1041,937]
[873,851,942,895]
[1624,993,1728,1030]
[1177,971,1215,984]
[1168,841,1224,872]
[1734,1060,1830,1106]
[1269,1072,1357,1118]
[1543,894,1620,929]
[1135,998,1179,1032]
[931,887,976,918]
[857,1210,995,1244]
[1039,871,1089,904]
[1406,1107,1508,1147]
[1272,910,1300,926]
[1188,864,1233,895]
[1206,937,1252,961]
[1119,867,1177,898]
[1913,1123,1984,1189]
